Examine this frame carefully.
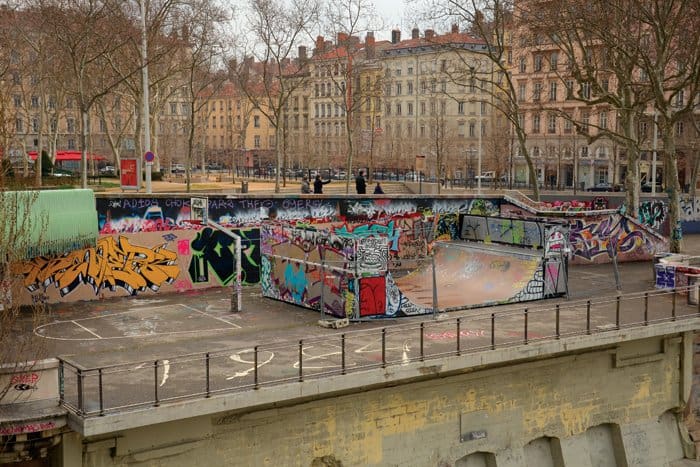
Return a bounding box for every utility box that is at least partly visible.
[241,180,248,193]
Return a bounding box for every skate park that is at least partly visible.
[3,187,700,466]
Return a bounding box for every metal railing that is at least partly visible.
[58,287,700,418]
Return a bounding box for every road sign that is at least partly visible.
[144,151,155,164]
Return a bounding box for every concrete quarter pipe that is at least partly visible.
[390,241,555,312]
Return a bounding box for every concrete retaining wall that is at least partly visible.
[70,334,692,466]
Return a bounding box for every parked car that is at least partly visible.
[206,163,223,171]
[99,165,116,175]
[641,182,663,193]
[475,171,495,182]
[587,182,615,192]
[51,168,74,177]
[171,164,185,174]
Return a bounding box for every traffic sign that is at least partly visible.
[144,151,155,163]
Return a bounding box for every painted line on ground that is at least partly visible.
[71,320,102,339]
[180,304,241,329]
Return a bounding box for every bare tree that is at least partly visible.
[423,0,541,199]
[233,0,320,193]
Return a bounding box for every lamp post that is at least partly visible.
[477,118,483,194]
[139,0,152,194]
[651,110,658,195]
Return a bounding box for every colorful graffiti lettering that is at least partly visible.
[19,236,179,296]
[569,214,655,263]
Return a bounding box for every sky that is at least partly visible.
[371,0,409,41]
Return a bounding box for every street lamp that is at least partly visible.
[139,0,152,194]
[477,117,483,194]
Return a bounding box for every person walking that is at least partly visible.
[301,176,311,193]
[313,174,331,194]
[373,182,384,194]
[355,170,367,194]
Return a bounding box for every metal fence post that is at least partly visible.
[254,346,259,389]
[341,335,346,375]
[644,293,649,325]
[154,360,160,407]
[555,305,560,339]
[205,353,211,398]
[672,289,677,321]
[420,322,424,361]
[586,300,591,334]
[491,313,496,350]
[456,318,461,355]
[98,368,104,416]
[58,360,64,406]
[298,340,303,382]
[615,296,620,329]
[77,368,84,416]
[524,309,529,344]
[382,329,386,368]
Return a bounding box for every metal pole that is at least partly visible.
[651,111,657,195]
[341,335,346,375]
[555,304,560,338]
[98,369,104,416]
[477,117,482,194]
[298,340,303,382]
[381,329,386,368]
[254,346,259,389]
[431,253,438,318]
[77,369,83,415]
[320,256,325,318]
[490,313,495,349]
[140,0,152,193]
[205,353,210,397]
[586,300,591,334]
[420,322,424,361]
[524,309,528,344]
[153,360,159,407]
[644,293,649,325]
[235,236,242,312]
[456,318,461,355]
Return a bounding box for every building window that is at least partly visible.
[13,95,21,107]
[99,119,107,132]
[519,57,526,73]
[518,83,526,102]
[581,83,591,99]
[533,114,540,133]
[550,52,558,70]
[441,80,447,92]
[599,111,608,129]
[254,115,260,128]
[68,138,75,150]
[31,96,39,108]
[548,114,556,133]
[170,102,177,114]
[396,103,402,115]
[675,90,684,107]
[212,116,216,128]
[533,83,542,101]
[534,55,542,72]
[15,118,23,132]
[469,122,475,137]
[67,118,75,133]
[676,121,684,136]
[385,103,391,115]
[420,102,426,115]
[565,80,574,99]
[581,111,590,133]
[396,82,402,95]
[254,135,260,148]
[407,103,413,116]
[408,66,413,75]
[581,146,589,158]
[458,101,465,115]
[564,118,572,133]
[549,82,557,101]
[407,81,413,95]
[602,78,609,92]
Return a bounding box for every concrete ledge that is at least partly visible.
[72,317,700,437]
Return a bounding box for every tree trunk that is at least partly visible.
[81,110,89,189]
[663,128,682,252]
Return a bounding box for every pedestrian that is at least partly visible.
[313,174,331,194]
[355,170,366,194]
[301,176,311,194]
[373,182,384,194]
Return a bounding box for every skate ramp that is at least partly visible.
[391,241,556,312]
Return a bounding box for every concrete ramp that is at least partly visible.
[389,241,561,314]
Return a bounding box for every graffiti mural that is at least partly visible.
[188,227,261,286]
[638,200,667,231]
[359,276,386,316]
[19,236,179,297]
[569,214,665,264]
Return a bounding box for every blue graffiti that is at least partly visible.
[284,262,307,303]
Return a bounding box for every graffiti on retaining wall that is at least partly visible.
[187,227,261,286]
[19,236,179,297]
[569,214,656,263]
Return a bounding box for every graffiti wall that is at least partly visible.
[260,225,389,318]
[569,213,667,264]
[16,227,261,304]
[14,194,668,305]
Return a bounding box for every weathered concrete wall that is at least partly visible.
[72,334,692,467]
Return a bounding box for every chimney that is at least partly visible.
[365,31,375,58]
[314,35,324,55]
[391,29,401,44]
[412,27,419,39]
[451,24,459,34]
[298,45,307,62]
[324,40,333,51]
[425,29,435,41]
[337,32,349,45]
